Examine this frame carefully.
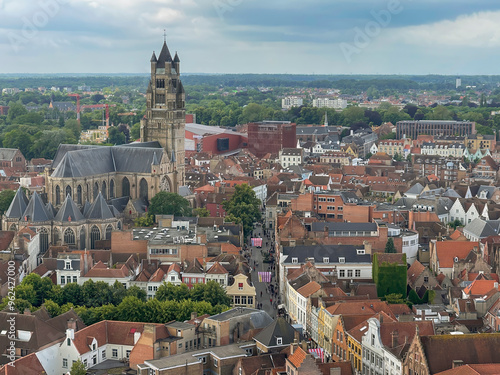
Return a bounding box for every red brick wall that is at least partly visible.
[111,231,148,254]
[343,205,374,223]
[291,193,313,211]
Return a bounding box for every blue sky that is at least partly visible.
[0,0,499,74]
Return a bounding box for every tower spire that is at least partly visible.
[163,29,167,43]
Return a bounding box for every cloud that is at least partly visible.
[394,10,500,48]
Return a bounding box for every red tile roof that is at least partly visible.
[463,279,499,297]
[435,241,479,268]
[288,346,308,368]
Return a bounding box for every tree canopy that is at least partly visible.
[222,184,262,236]
[148,191,192,217]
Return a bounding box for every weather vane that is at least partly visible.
[163,29,167,42]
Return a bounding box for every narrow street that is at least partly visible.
[247,223,278,318]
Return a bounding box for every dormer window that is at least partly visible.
[292,257,298,264]
[323,257,329,263]
[276,337,283,345]
[339,257,345,263]
[65,261,71,270]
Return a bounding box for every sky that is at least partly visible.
[0,0,499,74]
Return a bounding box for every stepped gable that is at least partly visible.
[54,195,85,222]
[22,192,50,223]
[5,187,29,219]
[86,192,114,220]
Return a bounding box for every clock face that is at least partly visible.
[160,176,171,192]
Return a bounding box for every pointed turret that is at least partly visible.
[55,195,85,222]
[156,41,172,68]
[173,51,180,63]
[147,80,153,94]
[151,152,159,166]
[5,188,29,219]
[45,202,57,220]
[150,51,157,62]
[86,192,114,220]
[22,192,50,223]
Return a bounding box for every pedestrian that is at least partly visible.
[260,291,262,297]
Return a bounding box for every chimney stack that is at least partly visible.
[191,312,198,320]
[391,330,399,348]
[24,308,31,316]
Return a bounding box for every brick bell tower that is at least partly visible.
[141,37,185,192]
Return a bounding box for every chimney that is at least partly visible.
[391,330,399,348]
[191,312,198,320]
[24,308,31,315]
[66,318,76,340]
[294,329,300,344]
[363,241,372,255]
[452,360,464,369]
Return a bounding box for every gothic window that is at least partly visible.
[56,185,61,206]
[101,181,107,200]
[65,185,72,198]
[122,177,130,197]
[139,178,148,200]
[109,179,115,199]
[105,225,113,240]
[93,182,99,200]
[64,228,75,245]
[156,79,165,88]
[160,176,170,192]
[39,227,49,254]
[90,225,100,250]
[9,224,17,231]
[80,228,86,250]
[77,185,82,205]
[86,184,90,202]
[155,94,165,104]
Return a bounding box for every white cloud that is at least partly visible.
[393,10,500,47]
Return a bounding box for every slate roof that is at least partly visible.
[0,148,19,161]
[5,187,29,219]
[54,195,85,222]
[253,317,299,348]
[405,183,425,196]
[282,244,371,264]
[45,202,57,219]
[464,218,500,239]
[86,192,114,220]
[51,145,163,178]
[22,192,50,222]
[311,221,377,232]
[156,41,173,68]
[82,201,91,217]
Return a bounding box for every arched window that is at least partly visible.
[101,181,107,200]
[139,178,148,200]
[90,225,100,249]
[109,179,115,199]
[105,224,113,240]
[39,227,49,254]
[122,177,130,197]
[55,186,61,206]
[77,185,82,205]
[80,228,86,250]
[65,185,72,198]
[86,184,90,202]
[9,223,17,231]
[64,228,75,245]
[93,182,99,200]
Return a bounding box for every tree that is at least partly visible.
[385,238,396,253]
[193,207,210,217]
[107,126,126,145]
[384,293,406,304]
[372,253,407,298]
[30,129,77,159]
[134,215,154,227]
[70,359,87,375]
[342,106,367,127]
[223,184,262,236]
[449,219,462,229]
[130,123,141,140]
[0,189,15,215]
[148,192,192,217]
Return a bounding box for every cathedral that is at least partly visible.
[2,41,186,252]
[43,40,186,208]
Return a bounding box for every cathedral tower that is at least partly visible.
[141,40,185,192]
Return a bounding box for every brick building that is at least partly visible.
[247,121,296,158]
[396,120,475,139]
